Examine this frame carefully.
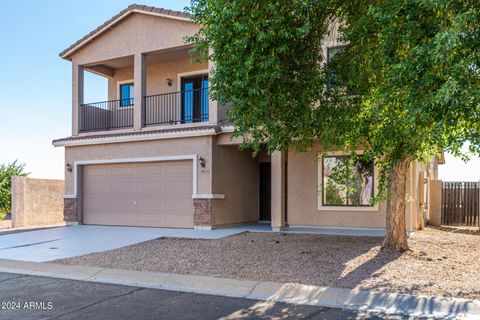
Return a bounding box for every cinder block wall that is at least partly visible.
[11,177,65,228]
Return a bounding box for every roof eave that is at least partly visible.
[59,6,193,60]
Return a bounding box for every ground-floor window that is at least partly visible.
[321,155,374,207]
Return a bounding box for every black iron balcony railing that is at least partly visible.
[79,98,134,132]
[78,88,209,133]
[144,87,209,126]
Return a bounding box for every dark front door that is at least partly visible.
[259,163,271,221]
[181,74,209,123]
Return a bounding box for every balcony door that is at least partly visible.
[181,74,208,123]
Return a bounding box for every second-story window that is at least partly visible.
[120,83,134,107]
[326,46,345,90]
[327,47,343,63]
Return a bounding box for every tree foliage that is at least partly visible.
[188,0,480,250]
[0,161,28,219]
[187,0,333,151]
[330,0,480,185]
[325,0,480,249]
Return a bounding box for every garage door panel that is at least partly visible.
[135,198,163,210]
[110,181,136,195]
[111,212,137,225]
[110,166,137,176]
[83,202,111,225]
[136,165,165,175]
[163,195,192,208]
[83,161,194,228]
[163,162,193,174]
[136,181,166,194]
[83,176,110,194]
[85,167,109,176]
[161,179,192,193]
[110,198,136,211]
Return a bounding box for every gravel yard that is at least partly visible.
[55,227,480,300]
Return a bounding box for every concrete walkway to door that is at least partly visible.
[0,225,271,262]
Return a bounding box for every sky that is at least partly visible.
[0,0,478,182]
[0,0,190,180]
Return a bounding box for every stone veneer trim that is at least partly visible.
[193,199,213,227]
[64,198,78,223]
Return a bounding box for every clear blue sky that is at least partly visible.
[0,1,190,179]
[0,0,478,181]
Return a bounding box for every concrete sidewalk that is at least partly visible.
[0,258,477,319]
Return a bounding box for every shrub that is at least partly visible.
[0,161,28,220]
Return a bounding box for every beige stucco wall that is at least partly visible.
[211,134,437,230]
[64,136,214,197]
[404,161,433,231]
[287,143,436,231]
[404,162,416,231]
[70,13,200,65]
[107,56,208,100]
[11,177,65,227]
[428,179,442,226]
[211,143,259,226]
[287,145,387,229]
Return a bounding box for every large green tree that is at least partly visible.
[188,0,480,250]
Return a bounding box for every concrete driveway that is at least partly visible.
[0,225,270,262]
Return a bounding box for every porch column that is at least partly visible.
[72,62,84,136]
[208,49,218,124]
[271,150,286,231]
[134,53,146,130]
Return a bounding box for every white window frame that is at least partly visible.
[176,70,209,92]
[176,70,210,123]
[317,151,379,211]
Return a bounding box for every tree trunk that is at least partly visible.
[383,157,411,251]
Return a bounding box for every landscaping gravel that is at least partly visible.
[55,227,480,300]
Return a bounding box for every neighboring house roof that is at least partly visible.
[52,125,221,147]
[60,4,193,60]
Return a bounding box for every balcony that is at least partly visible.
[144,87,209,126]
[79,88,209,133]
[79,98,134,132]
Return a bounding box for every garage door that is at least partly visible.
[82,161,193,228]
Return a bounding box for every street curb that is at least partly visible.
[0,259,478,319]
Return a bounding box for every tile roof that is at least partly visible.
[52,125,220,145]
[59,4,192,59]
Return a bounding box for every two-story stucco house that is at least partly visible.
[53,5,441,232]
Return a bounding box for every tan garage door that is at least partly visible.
[82,161,193,228]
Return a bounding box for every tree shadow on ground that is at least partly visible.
[330,241,404,290]
[428,225,480,235]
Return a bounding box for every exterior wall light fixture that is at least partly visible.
[199,157,206,168]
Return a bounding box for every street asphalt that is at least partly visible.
[0,272,416,319]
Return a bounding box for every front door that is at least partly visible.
[181,74,209,123]
[259,163,271,221]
